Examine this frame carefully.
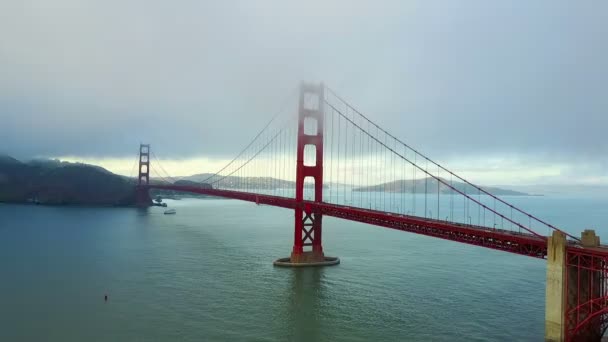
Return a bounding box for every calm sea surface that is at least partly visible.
[1,194,608,341]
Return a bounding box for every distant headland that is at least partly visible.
[353,178,534,196]
[0,155,215,206]
[0,155,537,206]
[0,155,137,206]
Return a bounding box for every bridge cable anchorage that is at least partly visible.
[324,100,550,239]
[196,87,298,187]
[325,87,579,241]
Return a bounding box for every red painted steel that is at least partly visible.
[146,185,552,258]
[135,144,152,206]
[138,144,150,186]
[293,82,325,260]
[565,247,608,341]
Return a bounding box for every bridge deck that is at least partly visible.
[147,185,606,259]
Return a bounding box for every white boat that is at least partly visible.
[164,208,176,215]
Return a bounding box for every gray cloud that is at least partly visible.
[1,0,606,174]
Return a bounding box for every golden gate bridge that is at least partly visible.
[132,82,606,342]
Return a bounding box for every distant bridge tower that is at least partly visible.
[274,82,339,267]
[135,143,152,207]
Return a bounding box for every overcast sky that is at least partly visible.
[1,1,606,185]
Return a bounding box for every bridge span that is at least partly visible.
[133,82,607,341]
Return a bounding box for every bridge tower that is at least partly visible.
[135,143,152,207]
[274,82,339,267]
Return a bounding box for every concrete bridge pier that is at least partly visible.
[135,186,152,207]
[545,230,602,342]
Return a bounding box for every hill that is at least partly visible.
[180,173,326,190]
[353,177,533,196]
[0,156,136,205]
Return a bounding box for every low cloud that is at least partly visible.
[1,1,606,184]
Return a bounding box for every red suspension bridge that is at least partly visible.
[134,82,606,342]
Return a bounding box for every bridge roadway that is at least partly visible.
[148,185,573,258]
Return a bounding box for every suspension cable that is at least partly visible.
[197,88,297,186]
[151,152,179,184]
[208,124,289,187]
[325,87,578,241]
[325,100,548,239]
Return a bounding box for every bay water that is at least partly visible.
[1,194,607,341]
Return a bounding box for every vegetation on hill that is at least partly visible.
[149,180,212,199]
[0,156,136,205]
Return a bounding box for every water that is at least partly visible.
[1,194,607,341]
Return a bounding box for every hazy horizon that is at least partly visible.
[1,1,606,187]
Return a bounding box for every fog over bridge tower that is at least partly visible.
[274,82,339,267]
